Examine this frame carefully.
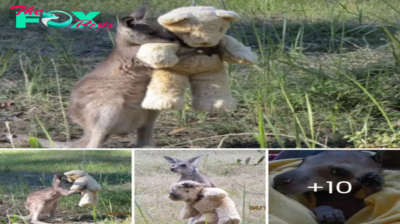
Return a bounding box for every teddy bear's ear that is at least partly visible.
[158,11,191,26]
[215,10,240,22]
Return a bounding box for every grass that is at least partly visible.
[1,0,400,148]
[134,150,266,224]
[0,150,132,224]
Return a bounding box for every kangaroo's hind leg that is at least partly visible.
[136,109,160,148]
[85,129,109,148]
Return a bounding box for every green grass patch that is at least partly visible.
[0,150,132,224]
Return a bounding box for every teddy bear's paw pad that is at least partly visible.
[192,98,236,113]
[142,96,184,110]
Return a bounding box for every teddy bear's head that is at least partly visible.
[64,170,87,182]
[168,181,207,203]
[158,6,240,48]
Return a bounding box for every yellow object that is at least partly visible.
[269,157,400,224]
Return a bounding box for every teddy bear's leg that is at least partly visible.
[79,190,94,207]
[141,70,189,110]
[216,209,241,224]
[190,68,236,113]
[192,213,219,224]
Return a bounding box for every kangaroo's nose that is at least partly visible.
[170,168,175,171]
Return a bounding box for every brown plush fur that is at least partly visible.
[169,181,241,224]
[139,7,245,112]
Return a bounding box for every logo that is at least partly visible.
[10,6,113,29]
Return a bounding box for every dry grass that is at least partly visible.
[2,1,400,148]
[134,150,266,224]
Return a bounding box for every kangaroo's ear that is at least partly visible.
[130,3,150,20]
[165,156,180,164]
[187,155,203,167]
[53,174,62,180]
[370,151,381,163]
[121,16,135,28]
[372,150,400,169]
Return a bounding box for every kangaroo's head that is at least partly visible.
[52,174,73,194]
[164,155,203,175]
[272,151,382,195]
[116,3,178,46]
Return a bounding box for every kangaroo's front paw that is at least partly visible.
[196,47,220,56]
[312,206,345,224]
[357,172,385,189]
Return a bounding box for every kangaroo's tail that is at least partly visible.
[1,133,85,148]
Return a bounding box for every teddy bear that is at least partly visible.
[169,180,241,224]
[64,170,101,207]
[136,6,257,113]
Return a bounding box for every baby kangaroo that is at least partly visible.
[165,154,215,187]
[15,174,73,224]
[3,3,213,148]
[273,151,384,224]
[68,3,216,148]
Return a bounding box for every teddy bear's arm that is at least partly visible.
[203,188,228,199]
[68,176,88,192]
[219,35,257,65]
[136,43,181,69]
[180,204,200,219]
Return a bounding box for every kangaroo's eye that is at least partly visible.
[180,164,187,167]
[330,168,348,177]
